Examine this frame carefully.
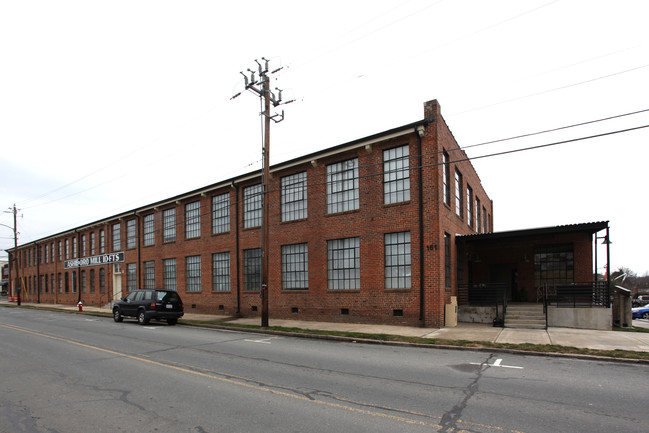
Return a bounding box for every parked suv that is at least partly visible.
[632,295,649,308]
[113,289,184,325]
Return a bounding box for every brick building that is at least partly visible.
[7,99,496,328]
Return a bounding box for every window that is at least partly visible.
[45,244,49,263]
[99,229,105,253]
[144,261,155,289]
[185,201,201,239]
[72,271,77,293]
[243,248,262,291]
[454,169,463,218]
[65,239,70,260]
[467,185,474,229]
[212,252,231,292]
[112,223,121,251]
[163,208,176,243]
[281,172,307,222]
[90,232,96,255]
[89,269,95,294]
[99,268,106,294]
[327,237,360,290]
[444,233,451,288]
[59,273,62,293]
[80,270,86,293]
[243,184,263,228]
[81,235,86,257]
[443,150,451,206]
[73,237,78,258]
[143,214,155,246]
[126,219,136,249]
[384,232,411,289]
[282,243,308,290]
[163,258,177,291]
[186,255,201,292]
[127,263,137,291]
[534,244,574,287]
[383,145,410,204]
[212,193,230,234]
[476,198,482,233]
[327,158,359,214]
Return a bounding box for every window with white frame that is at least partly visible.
[112,223,121,251]
[244,184,263,228]
[384,231,411,289]
[454,169,463,218]
[58,241,62,261]
[163,208,176,243]
[186,255,201,292]
[282,243,308,290]
[185,201,201,239]
[467,185,474,229]
[243,248,262,291]
[144,261,155,289]
[99,268,106,294]
[443,150,451,206]
[476,198,482,233]
[126,219,136,249]
[143,214,155,246]
[99,229,105,253]
[212,193,230,234]
[65,239,70,260]
[281,172,307,222]
[327,237,360,290]
[327,158,359,214]
[81,270,86,293]
[212,252,230,292]
[163,258,177,291]
[127,263,137,291]
[81,235,86,257]
[90,232,96,255]
[383,145,410,204]
[73,237,78,258]
[89,269,95,293]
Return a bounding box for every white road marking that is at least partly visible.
[244,337,279,344]
[470,358,523,369]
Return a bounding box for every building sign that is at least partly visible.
[64,252,124,269]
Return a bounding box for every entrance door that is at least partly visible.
[489,264,517,301]
[112,263,123,304]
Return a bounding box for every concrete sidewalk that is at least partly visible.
[4,300,649,353]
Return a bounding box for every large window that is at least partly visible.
[281,172,307,222]
[534,244,574,287]
[212,252,231,292]
[327,237,360,290]
[112,223,121,251]
[454,169,463,218]
[243,248,262,291]
[443,150,451,206]
[143,214,155,246]
[90,232,96,255]
[212,193,230,234]
[476,198,482,233]
[186,256,201,292]
[327,158,359,214]
[99,268,106,294]
[144,261,155,289]
[163,258,177,291]
[89,269,95,294]
[126,219,137,249]
[384,231,411,289]
[65,239,70,260]
[127,263,137,291]
[163,208,176,243]
[185,201,201,239]
[467,185,474,229]
[73,237,78,258]
[244,184,263,228]
[99,229,105,253]
[282,243,308,290]
[383,145,410,204]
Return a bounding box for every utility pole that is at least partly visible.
[232,58,293,327]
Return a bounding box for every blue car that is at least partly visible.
[632,304,649,320]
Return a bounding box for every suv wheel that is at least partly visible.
[137,310,150,325]
[113,308,123,322]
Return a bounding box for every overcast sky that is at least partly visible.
[1,0,648,275]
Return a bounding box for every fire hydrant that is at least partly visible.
[77,301,83,312]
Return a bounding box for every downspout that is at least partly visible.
[75,229,81,304]
[232,182,241,316]
[417,125,425,322]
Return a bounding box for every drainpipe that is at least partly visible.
[416,125,425,322]
[75,229,82,304]
[232,182,241,316]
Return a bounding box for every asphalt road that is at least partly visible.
[0,307,647,433]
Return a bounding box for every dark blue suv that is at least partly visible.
[113,289,184,325]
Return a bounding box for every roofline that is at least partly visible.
[456,221,609,242]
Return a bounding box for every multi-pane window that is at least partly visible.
[99,268,106,294]
[112,223,121,251]
[212,193,230,234]
[45,244,49,263]
[163,208,176,243]
[81,235,86,257]
[99,229,105,253]
[81,270,86,293]
[444,233,451,288]
[476,198,482,233]
[454,169,463,218]
[243,184,263,228]
[467,185,474,229]
[212,252,231,292]
[89,269,95,294]
[186,255,201,292]
[443,150,451,206]
[58,273,62,293]
[126,219,136,249]
[185,201,201,239]
[384,231,411,289]
[73,237,78,258]
[281,172,307,222]
[65,239,70,260]
[534,244,574,287]
[483,207,488,233]
[383,145,410,204]
[144,261,155,289]
[127,263,137,291]
[327,158,359,214]
[163,258,177,291]
[72,271,77,293]
[90,232,96,255]
[282,243,308,290]
[143,214,155,246]
[327,237,360,290]
[243,248,262,291]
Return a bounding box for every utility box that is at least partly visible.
[445,296,458,327]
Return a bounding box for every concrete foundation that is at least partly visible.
[547,306,611,330]
[458,306,497,324]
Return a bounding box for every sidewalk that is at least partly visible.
[3,300,649,354]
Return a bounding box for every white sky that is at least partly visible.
[1,0,648,275]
